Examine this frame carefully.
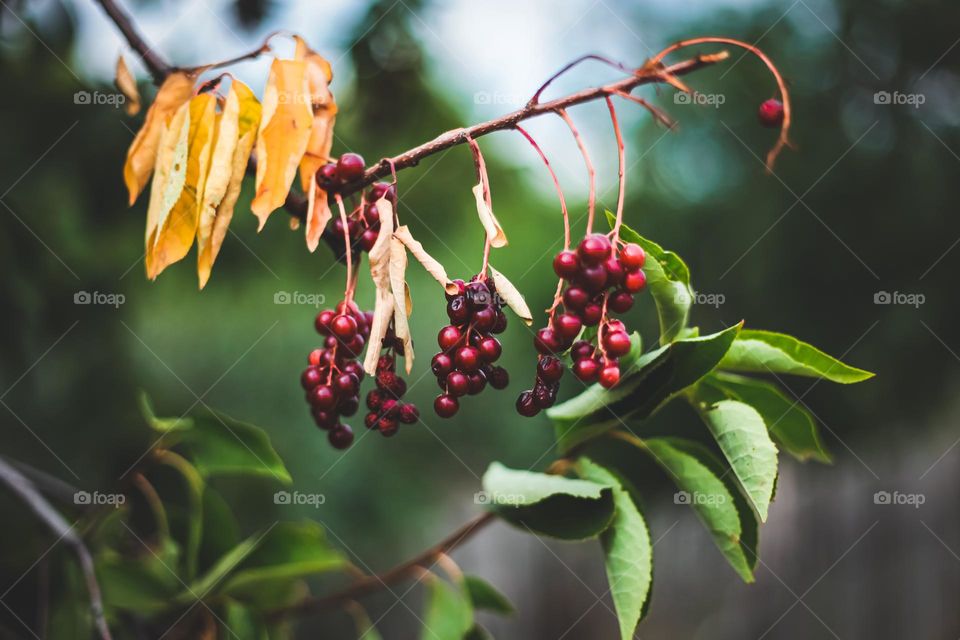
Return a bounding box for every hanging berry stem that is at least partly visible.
[605,96,626,242]
[528,54,638,107]
[467,135,494,278]
[649,37,792,170]
[514,125,570,250]
[335,194,354,304]
[612,90,676,129]
[557,108,597,235]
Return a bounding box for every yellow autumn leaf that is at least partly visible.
[251,58,313,230]
[294,36,338,192]
[393,225,458,295]
[389,236,414,373]
[144,102,190,272]
[146,93,216,280]
[304,173,332,252]
[197,80,262,289]
[124,71,195,206]
[472,182,507,247]
[363,197,396,376]
[114,55,141,116]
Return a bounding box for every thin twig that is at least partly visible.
[92,0,169,82]
[605,96,625,241]
[514,125,570,250]
[556,108,596,234]
[0,458,112,640]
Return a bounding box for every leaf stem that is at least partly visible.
[605,96,626,243]
[514,125,570,250]
[557,108,596,235]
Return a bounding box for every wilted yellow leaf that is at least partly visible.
[389,236,414,373]
[124,71,195,206]
[197,80,262,289]
[146,93,216,279]
[304,174,333,252]
[363,198,396,376]
[115,55,141,116]
[294,36,338,192]
[489,265,533,326]
[251,59,313,230]
[472,183,507,248]
[393,225,458,295]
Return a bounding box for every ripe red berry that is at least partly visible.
[364,412,379,429]
[312,409,336,430]
[398,404,419,424]
[563,286,590,311]
[534,328,561,355]
[438,325,462,350]
[434,394,459,418]
[366,389,384,410]
[599,365,620,389]
[516,390,540,417]
[603,256,624,287]
[301,366,322,390]
[488,366,510,389]
[572,358,600,382]
[571,340,594,362]
[360,229,379,251]
[608,290,634,314]
[455,346,480,372]
[537,356,564,383]
[378,417,399,437]
[555,313,583,340]
[553,250,581,279]
[328,424,354,449]
[491,310,508,334]
[315,310,334,335]
[603,330,632,357]
[318,162,339,185]
[577,234,612,266]
[380,398,398,416]
[338,396,359,417]
[581,303,603,327]
[478,336,502,362]
[446,371,469,397]
[467,370,487,395]
[331,314,358,340]
[308,385,336,410]
[447,296,470,324]
[431,353,453,377]
[473,306,496,332]
[758,98,784,128]
[334,373,359,396]
[623,269,646,294]
[308,348,324,366]
[337,152,366,182]
[619,243,645,270]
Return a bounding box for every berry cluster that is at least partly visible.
[431,277,510,418]
[301,301,372,449]
[517,234,646,417]
[325,181,395,258]
[363,328,419,436]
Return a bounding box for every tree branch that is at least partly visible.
[0,458,112,640]
[93,0,170,83]
[269,511,496,618]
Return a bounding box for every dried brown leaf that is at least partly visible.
[304,173,332,252]
[115,55,141,116]
[363,198,396,375]
[389,236,414,374]
[393,225,458,295]
[489,265,533,326]
[472,183,507,248]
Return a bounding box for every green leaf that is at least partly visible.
[138,390,194,433]
[642,437,757,582]
[420,576,474,640]
[689,393,778,522]
[719,329,874,383]
[156,450,204,580]
[607,212,692,344]
[579,460,653,640]
[463,575,514,615]
[481,462,615,540]
[181,532,261,602]
[97,548,181,613]
[709,373,831,463]
[221,521,347,606]
[548,324,741,453]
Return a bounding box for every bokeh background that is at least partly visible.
[1,0,959,637]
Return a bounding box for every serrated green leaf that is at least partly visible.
[463,575,514,615]
[709,373,831,463]
[689,394,778,521]
[548,324,741,453]
[642,437,756,582]
[481,462,615,540]
[421,576,473,640]
[720,329,874,383]
[579,460,652,640]
[607,212,692,344]
[221,521,347,607]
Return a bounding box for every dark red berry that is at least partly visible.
[579,264,608,292]
[603,256,624,287]
[360,229,378,251]
[516,390,540,417]
[534,328,561,355]
[446,371,469,397]
[338,396,359,417]
[465,281,492,308]
[467,370,487,395]
[563,286,589,310]
[599,365,620,389]
[380,398,398,416]
[603,330,632,357]
[758,98,784,128]
[331,314,358,339]
[572,358,600,382]
[434,394,460,418]
[455,346,480,372]
[378,417,399,437]
[608,290,634,314]
[446,279,466,300]
[431,353,453,378]
[337,152,366,182]
[308,385,336,410]
[312,409,336,430]
[571,340,594,362]
[555,313,583,340]
[537,356,564,383]
[619,243,645,270]
[308,349,324,366]
[438,325,462,351]
[553,250,580,279]
[477,336,502,362]
[328,424,354,449]
[315,310,334,335]
[623,269,647,293]
[398,404,419,424]
[318,162,339,185]
[532,381,557,408]
[366,389,384,410]
[301,366,323,390]
[335,373,359,396]
[488,366,510,390]
[447,296,470,324]
[581,303,603,327]
[472,307,496,332]
[578,234,612,266]
[491,310,508,334]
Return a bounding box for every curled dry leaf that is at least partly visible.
[389,236,414,374]
[114,55,141,116]
[124,71,195,206]
[146,94,217,279]
[489,265,533,326]
[363,197,396,376]
[393,225,458,295]
[251,58,313,230]
[197,80,262,289]
[472,183,507,248]
[304,174,332,252]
